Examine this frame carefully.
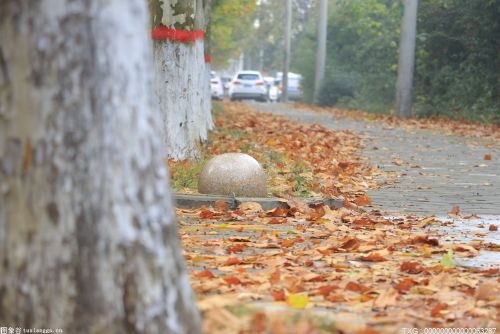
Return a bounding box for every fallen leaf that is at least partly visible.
[194,269,216,279]
[238,201,263,213]
[269,267,281,284]
[400,261,424,274]
[271,289,285,301]
[345,281,370,293]
[475,280,499,301]
[226,244,247,254]
[286,293,309,309]
[222,257,242,266]
[340,237,362,251]
[267,207,289,217]
[431,303,447,318]
[441,249,456,269]
[358,252,388,262]
[448,205,460,216]
[354,194,372,206]
[372,287,399,309]
[393,277,417,293]
[214,200,230,212]
[223,275,242,285]
[483,153,492,160]
[199,209,216,219]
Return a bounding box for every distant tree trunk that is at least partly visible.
[0,1,201,333]
[313,0,328,104]
[282,0,292,102]
[151,0,212,160]
[395,0,418,118]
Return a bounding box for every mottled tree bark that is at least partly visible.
[0,1,201,333]
[152,0,212,160]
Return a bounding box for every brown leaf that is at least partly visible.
[226,244,247,254]
[271,289,285,301]
[317,285,339,297]
[354,194,372,206]
[345,281,370,293]
[393,277,417,293]
[214,200,230,212]
[489,224,498,231]
[223,275,242,285]
[267,207,289,217]
[269,268,281,284]
[400,261,424,274]
[430,303,447,318]
[484,153,492,160]
[340,237,362,251]
[267,217,287,224]
[358,252,388,262]
[222,257,242,266]
[308,205,326,221]
[448,205,460,216]
[280,238,298,248]
[199,209,216,219]
[194,269,216,279]
[305,274,329,283]
[325,293,346,302]
[405,234,439,246]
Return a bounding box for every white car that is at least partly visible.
[228,70,268,102]
[210,72,224,100]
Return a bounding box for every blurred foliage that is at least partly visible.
[294,0,400,113]
[210,0,257,68]
[414,0,500,123]
[293,0,500,122]
[316,71,357,107]
[210,0,499,123]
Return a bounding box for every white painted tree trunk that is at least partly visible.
[153,0,212,161]
[154,40,211,160]
[0,1,201,333]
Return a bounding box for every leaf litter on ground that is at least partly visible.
[173,102,499,333]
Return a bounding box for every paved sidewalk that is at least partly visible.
[250,102,500,217]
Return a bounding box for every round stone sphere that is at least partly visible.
[198,153,267,197]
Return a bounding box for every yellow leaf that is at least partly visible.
[286,293,309,309]
[441,249,456,269]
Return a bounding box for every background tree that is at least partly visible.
[295,0,400,110]
[395,0,419,118]
[210,0,256,69]
[151,0,212,160]
[414,0,500,122]
[0,1,201,332]
[293,0,498,122]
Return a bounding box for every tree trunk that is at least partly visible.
[395,0,418,118]
[0,1,201,333]
[152,0,212,161]
[313,0,328,104]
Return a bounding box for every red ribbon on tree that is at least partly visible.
[204,55,212,63]
[152,25,204,42]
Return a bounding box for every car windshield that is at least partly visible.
[237,74,259,81]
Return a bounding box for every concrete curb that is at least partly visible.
[174,193,344,211]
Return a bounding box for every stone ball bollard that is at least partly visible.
[198,153,267,197]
